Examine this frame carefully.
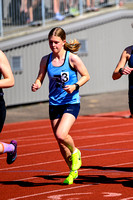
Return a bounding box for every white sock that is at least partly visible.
[72,148,77,154]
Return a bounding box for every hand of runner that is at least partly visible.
[122,66,133,75]
[31,83,39,92]
[63,85,75,94]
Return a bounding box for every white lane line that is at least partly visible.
[1,126,133,144]
[5,119,50,126]
[5,161,133,182]
[3,119,101,134]
[1,149,133,171]
[8,157,133,200]
[3,117,133,134]
[9,184,92,200]
[1,134,133,163]
[1,138,133,161]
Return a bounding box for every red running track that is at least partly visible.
[1,110,133,200]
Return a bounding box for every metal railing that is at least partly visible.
[0,0,122,38]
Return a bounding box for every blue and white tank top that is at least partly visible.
[47,51,80,105]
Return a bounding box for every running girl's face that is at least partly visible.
[49,35,66,54]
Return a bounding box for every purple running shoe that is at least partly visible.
[7,140,17,164]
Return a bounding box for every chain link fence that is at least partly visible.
[0,0,128,38]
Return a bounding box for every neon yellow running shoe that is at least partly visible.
[63,170,78,185]
[71,148,82,171]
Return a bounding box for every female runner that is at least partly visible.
[112,45,133,118]
[32,27,90,184]
[0,50,17,164]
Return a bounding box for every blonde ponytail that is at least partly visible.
[64,39,81,53]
